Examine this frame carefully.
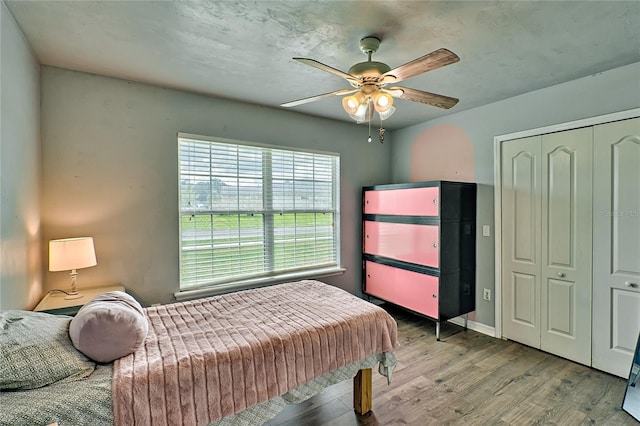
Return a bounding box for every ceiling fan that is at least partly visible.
[281,36,460,126]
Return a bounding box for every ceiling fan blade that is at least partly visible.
[380,48,460,84]
[281,88,358,108]
[293,58,361,83]
[388,86,459,109]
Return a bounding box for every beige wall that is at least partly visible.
[0,2,42,310]
[40,67,392,307]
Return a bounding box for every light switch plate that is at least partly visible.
[482,225,491,237]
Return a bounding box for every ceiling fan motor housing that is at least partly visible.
[349,36,391,81]
[348,61,391,79]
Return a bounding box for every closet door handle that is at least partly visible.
[432,243,438,248]
[625,281,638,288]
[432,199,438,204]
[557,272,566,278]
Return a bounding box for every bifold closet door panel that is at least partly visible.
[364,261,439,318]
[363,221,439,267]
[501,135,543,349]
[540,127,592,366]
[363,187,439,216]
[592,117,640,378]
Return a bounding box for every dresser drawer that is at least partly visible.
[364,221,439,268]
[364,261,439,318]
[364,187,440,216]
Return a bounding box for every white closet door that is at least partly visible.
[540,128,592,365]
[501,136,542,348]
[501,129,593,365]
[592,117,640,378]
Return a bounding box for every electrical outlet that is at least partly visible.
[483,288,491,301]
[482,225,491,237]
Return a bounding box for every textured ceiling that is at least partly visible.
[6,0,640,130]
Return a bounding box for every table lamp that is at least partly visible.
[49,237,97,300]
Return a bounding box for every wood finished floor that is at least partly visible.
[268,305,635,426]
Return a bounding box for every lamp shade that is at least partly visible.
[49,237,97,271]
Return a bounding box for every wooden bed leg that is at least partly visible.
[353,368,372,414]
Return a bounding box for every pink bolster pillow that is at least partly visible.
[69,291,148,363]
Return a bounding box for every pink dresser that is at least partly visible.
[362,181,476,340]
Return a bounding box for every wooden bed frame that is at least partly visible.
[354,368,373,414]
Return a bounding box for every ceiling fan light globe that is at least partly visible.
[378,105,396,121]
[342,97,358,114]
[342,92,365,114]
[349,101,372,123]
[373,92,393,113]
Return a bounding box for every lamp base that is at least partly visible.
[64,293,83,300]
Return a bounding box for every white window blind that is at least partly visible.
[178,135,340,290]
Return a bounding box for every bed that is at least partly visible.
[1,280,398,425]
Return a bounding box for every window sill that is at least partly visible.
[174,267,346,302]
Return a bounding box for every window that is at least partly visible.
[178,134,340,290]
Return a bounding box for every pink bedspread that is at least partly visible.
[112,280,398,425]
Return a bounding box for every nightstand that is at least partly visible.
[34,283,125,316]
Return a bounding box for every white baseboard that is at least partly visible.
[447,316,496,338]
[364,296,498,338]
